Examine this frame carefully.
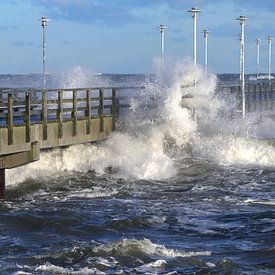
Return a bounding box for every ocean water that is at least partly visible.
[0,63,275,274]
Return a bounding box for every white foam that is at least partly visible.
[92,238,211,258]
[35,262,104,274]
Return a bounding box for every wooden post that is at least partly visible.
[0,169,5,199]
[7,93,13,145]
[25,91,31,142]
[111,88,117,130]
[72,89,77,136]
[99,88,104,133]
[58,90,63,138]
[42,90,48,140]
[85,89,91,135]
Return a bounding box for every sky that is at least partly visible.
[0,0,274,74]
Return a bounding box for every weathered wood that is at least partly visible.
[7,94,13,145]
[72,89,77,136]
[85,89,91,134]
[99,88,104,133]
[42,90,48,140]
[25,91,31,142]
[58,90,63,138]
[0,169,5,199]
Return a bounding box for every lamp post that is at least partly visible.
[159,24,167,66]
[203,29,210,71]
[267,36,272,81]
[188,7,202,66]
[236,15,246,118]
[256,38,261,80]
[41,16,50,89]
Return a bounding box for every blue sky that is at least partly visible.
[0,0,274,74]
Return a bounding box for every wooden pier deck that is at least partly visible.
[0,86,144,198]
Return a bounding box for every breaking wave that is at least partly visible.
[7,61,275,185]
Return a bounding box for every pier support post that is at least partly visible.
[0,169,5,200]
[7,93,13,145]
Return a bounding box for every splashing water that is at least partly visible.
[7,61,275,185]
[58,66,108,89]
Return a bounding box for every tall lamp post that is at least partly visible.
[267,36,272,81]
[237,15,246,119]
[188,7,202,66]
[203,29,210,71]
[41,16,50,89]
[159,24,167,66]
[256,38,261,80]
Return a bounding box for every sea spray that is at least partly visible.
[7,61,275,185]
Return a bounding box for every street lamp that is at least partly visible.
[41,16,50,89]
[188,7,202,66]
[203,29,210,71]
[236,15,246,118]
[267,36,272,81]
[256,38,261,80]
[159,24,168,66]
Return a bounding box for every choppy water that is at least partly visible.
[1,63,275,274]
[1,160,274,274]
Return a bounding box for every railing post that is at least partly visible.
[72,89,77,136]
[85,89,91,135]
[42,90,48,140]
[0,169,5,200]
[111,88,117,130]
[25,91,31,143]
[99,88,104,133]
[7,93,13,145]
[57,90,63,138]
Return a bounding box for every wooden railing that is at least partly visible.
[0,86,145,146]
[218,82,275,114]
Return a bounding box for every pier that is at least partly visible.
[221,80,275,114]
[0,86,143,198]
[1,80,275,198]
